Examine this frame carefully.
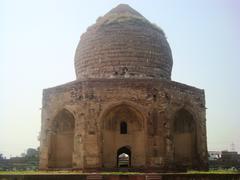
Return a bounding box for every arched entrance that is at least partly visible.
[173,108,196,165]
[101,103,146,168]
[117,146,131,167]
[48,109,75,168]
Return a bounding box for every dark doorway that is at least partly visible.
[117,146,131,167]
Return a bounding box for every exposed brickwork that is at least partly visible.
[74,4,173,80]
[39,4,208,171]
[40,79,208,170]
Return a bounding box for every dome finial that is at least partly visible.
[108,4,143,17]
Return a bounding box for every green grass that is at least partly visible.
[100,171,143,175]
[187,170,240,174]
[0,171,144,175]
[0,170,83,175]
[0,170,239,175]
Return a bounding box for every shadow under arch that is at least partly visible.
[100,101,147,168]
[117,146,131,167]
[99,101,146,130]
[173,105,199,124]
[48,108,75,168]
[173,108,197,167]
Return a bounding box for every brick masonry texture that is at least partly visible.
[39,4,208,171]
[74,4,173,80]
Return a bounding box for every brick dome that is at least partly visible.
[74,4,173,80]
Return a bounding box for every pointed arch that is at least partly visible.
[117,146,131,167]
[48,109,75,168]
[173,108,197,165]
[100,101,146,168]
[100,101,146,131]
[174,108,195,133]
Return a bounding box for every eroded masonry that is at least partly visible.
[39,4,208,171]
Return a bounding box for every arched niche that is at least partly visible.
[48,109,75,168]
[101,103,146,168]
[102,104,144,131]
[173,108,197,165]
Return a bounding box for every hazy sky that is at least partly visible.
[1,0,240,157]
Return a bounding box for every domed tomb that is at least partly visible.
[40,4,208,172]
[74,4,173,80]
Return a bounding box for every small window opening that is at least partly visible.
[120,121,127,134]
[153,94,157,101]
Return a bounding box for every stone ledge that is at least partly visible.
[0,173,240,180]
[43,78,204,96]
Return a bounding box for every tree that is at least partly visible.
[26,148,38,158]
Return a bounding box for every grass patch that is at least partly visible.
[187,170,240,174]
[0,171,144,175]
[100,171,143,175]
[0,170,239,175]
[0,170,83,175]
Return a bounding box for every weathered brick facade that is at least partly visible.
[39,4,208,171]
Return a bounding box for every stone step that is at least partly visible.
[146,174,162,180]
[87,174,103,180]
